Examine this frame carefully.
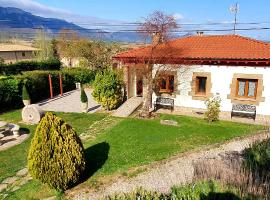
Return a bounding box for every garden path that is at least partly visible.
[68,131,270,200]
[37,89,101,113]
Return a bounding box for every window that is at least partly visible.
[236,78,258,99]
[195,76,207,95]
[22,52,26,57]
[159,75,174,93]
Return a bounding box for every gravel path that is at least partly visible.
[68,131,270,200]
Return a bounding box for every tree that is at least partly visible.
[137,11,178,117]
[28,112,86,191]
[57,29,122,69]
[34,29,55,61]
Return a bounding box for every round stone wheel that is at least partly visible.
[22,105,45,124]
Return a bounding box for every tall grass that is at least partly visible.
[194,138,270,200]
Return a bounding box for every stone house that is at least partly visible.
[0,44,39,63]
[114,34,270,120]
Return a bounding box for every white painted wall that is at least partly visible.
[152,64,270,116]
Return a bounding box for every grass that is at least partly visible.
[0,110,106,183]
[0,110,264,199]
[84,114,262,179]
[103,180,242,200]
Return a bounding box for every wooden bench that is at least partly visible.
[154,97,174,111]
[231,104,256,121]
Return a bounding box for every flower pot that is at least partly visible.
[23,100,31,106]
[81,102,88,113]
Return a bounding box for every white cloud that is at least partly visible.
[173,13,184,20]
[0,0,122,29]
[0,0,72,18]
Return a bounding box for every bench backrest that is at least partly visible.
[156,97,174,104]
[232,104,256,112]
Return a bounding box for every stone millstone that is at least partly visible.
[22,105,45,124]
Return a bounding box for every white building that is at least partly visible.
[114,35,270,120]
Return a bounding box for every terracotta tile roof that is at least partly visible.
[114,35,270,64]
[0,44,40,52]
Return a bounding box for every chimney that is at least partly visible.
[152,32,163,45]
[196,31,204,36]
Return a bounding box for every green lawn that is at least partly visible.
[0,110,264,199]
[0,110,106,183]
[84,114,263,179]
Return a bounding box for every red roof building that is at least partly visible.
[114,35,270,66]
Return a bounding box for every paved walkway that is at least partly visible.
[68,131,270,200]
[0,168,32,198]
[37,89,101,113]
[112,97,143,117]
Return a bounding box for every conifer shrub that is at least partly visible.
[28,112,86,191]
[22,84,30,100]
[81,88,88,103]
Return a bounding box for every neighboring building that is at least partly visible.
[0,44,39,63]
[114,34,270,120]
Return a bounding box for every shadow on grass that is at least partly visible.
[83,142,110,180]
[200,192,241,200]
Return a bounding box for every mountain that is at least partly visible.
[0,7,142,42]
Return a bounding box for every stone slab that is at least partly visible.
[0,183,7,192]
[16,168,28,177]
[2,176,18,184]
[160,119,179,126]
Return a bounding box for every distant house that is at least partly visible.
[0,44,39,63]
[114,34,270,120]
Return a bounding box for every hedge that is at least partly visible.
[0,68,96,112]
[0,59,61,75]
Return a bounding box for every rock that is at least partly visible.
[16,168,28,177]
[160,119,179,126]
[22,105,45,124]
[0,183,8,192]
[2,176,18,184]
[9,123,20,137]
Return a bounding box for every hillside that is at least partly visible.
[0,7,143,42]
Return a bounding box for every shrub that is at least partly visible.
[92,69,123,110]
[0,68,96,112]
[28,112,86,191]
[204,96,221,122]
[81,88,88,103]
[244,138,270,175]
[22,84,30,100]
[0,59,61,75]
[62,68,96,85]
[0,77,21,110]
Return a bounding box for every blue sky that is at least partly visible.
[1,0,270,40]
[35,0,269,23]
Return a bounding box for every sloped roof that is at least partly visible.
[114,35,270,65]
[0,44,39,52]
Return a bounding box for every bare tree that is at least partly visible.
[137,11,178,117]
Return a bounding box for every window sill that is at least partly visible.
[234,97,256,102]
[160,92,176,98]
[192,94,209,101]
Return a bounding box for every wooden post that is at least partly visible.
[48,74,53,99]
[59,74,63,96]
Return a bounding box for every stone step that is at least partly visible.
[112,97,143,117]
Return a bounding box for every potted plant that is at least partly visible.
[80,87,88,112]
[22,84,31,106]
